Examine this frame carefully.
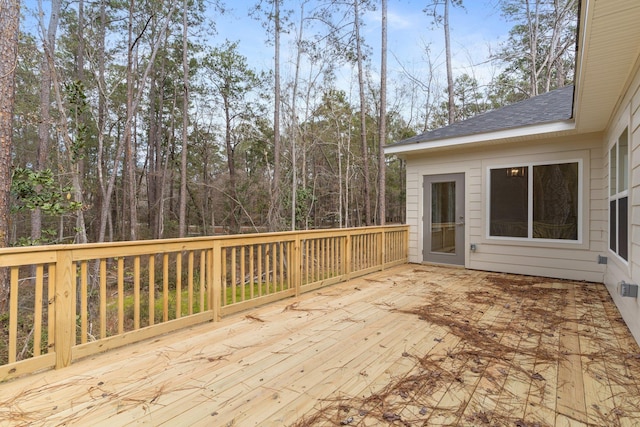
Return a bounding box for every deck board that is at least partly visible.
[1,264,639,427]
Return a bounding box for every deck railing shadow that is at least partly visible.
[0,225,408,381]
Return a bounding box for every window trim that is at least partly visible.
[485,159,583,244]
[608,127,629,263]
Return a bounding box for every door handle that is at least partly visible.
[456,216,465,226]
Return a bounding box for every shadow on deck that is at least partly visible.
[1,264,639,426]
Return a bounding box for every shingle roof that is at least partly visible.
[389,85,575,147]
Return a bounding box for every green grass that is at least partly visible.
[222,281,290,305]
[100,278,291,335]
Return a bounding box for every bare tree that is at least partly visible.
[179,0,189,238]
[96,3,177,242]
[289,2,308,231]
[124,0,137,240]
[353,0,372,225]
[33,0,61,244]
[496,0,577,97]
[203,42,262,233]
[272,0,283,231]
[425,0,464,125]
[378,0,387,225]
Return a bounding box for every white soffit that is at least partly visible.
[574,0,640,133]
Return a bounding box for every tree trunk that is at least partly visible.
[179,0,189,238]
[444,0,456,124]
[526,0,539,96]
[290,2,306,231]
[354,0,371,226]
[75,0,87,244]
[224,96,239,233]
[0,0,19,308]
[378,0,387,226]
[270,0,282,231]
[96,0,107,242]
[33,0,61,244]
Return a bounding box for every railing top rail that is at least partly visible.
[0,225,408,261]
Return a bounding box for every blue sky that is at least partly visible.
[209,1,510,88]
[21,0,511,102]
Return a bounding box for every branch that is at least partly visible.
[131,13,155,52]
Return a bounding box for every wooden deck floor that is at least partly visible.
[1,265,640,426]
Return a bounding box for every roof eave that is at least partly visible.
[384,119,577,156]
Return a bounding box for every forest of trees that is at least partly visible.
[0,0,578,246]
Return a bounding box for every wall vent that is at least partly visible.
[620,281,638,298]
[597,255,607,264]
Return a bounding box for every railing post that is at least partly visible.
[212,241,222,322]
[54,249,74,369]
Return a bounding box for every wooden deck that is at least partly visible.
[1,264,639,426]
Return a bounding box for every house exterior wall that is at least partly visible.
[404,133,605,282]
[603,60,640,344]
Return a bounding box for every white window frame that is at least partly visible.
[486,159,583,243]
[608,127,629,262]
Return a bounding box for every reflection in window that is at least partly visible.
[489,162,579,241]
[533,163,578,240]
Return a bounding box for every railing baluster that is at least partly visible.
[188,251,194,315]
[99,260,106,338]
[231,247,237,304]
[249,245,254,300]
[221,248,227,306]
[199,250,205,312]
[212,242,221,321]
[134,256,140,330]
[257,244,263,297]
[117,258,124,334]
[163,253,169,322]
[240,246,246,302]
[33,265,44,356]
[8,267,19,364]
[176,252,182,319]
[149,255,155,326]
[265,244,271,294]
[48,263,56,353]
[271,243,277,294]
[80,261,88,344]
[279,242,284,291]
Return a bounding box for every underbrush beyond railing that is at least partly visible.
[0,225,408,381]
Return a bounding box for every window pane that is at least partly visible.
[431,182,456,253]
[610,200,617,253]
[619,129,628,192]
[619,197,628,260]
[610,145,617,196]
[490,167,528,237]
[533,163,578,240]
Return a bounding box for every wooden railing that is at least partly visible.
[0,225,408,381]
